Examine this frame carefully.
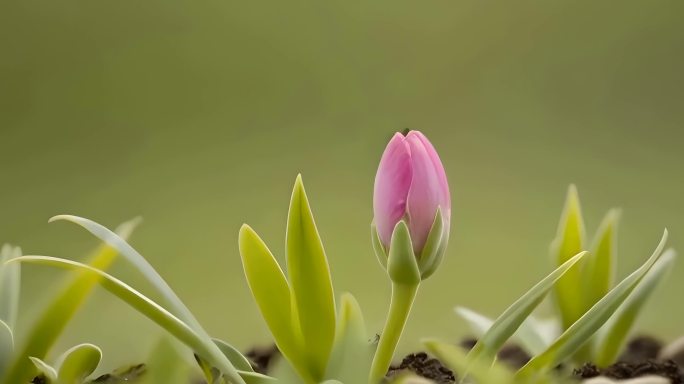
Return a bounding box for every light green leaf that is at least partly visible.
[1,218,140,384]
[551,185,587,330]
[286,175,336,380]
[424,339,513,384]
[327,293,374,384]
[238,225,307,381]
[213,338,253,372]
[0,244,21,329]
[517,230,669,379]
[417,208,444,279]
[11,255,245,384]
[454,307,550,356]
[239,371,278,384]
[29,357,57,382]
[583,210,620,311]
[386,221,420,285]
[467,252,586,364]
[141,338,189,384]
[56,343,102,384]
[0,320,13,374]
[594,249,676,366]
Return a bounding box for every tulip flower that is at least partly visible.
[372,130,451,281]
[369,130,451,383]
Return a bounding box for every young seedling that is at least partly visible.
[29,343,103,384]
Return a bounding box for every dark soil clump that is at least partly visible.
[618,335,663,363]
[575,360,684,383]
[245,344,280,374]
[387,352,456,383]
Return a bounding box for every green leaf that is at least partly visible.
[517,230,669,379]
[583,209,620,311]
[327,293,374,384]
[466,252,587,365]
[551,185,587,331]
[0,320,13,374]
[1,218,140,384]
[386,221,420,285]
[213,338,253,372]
[0,244,21,329]
[57,343,102,384]
[11,255,245,384]
[286,175,336,380]
[30,357,58,382]
[238,224,308,381]
[371,224,387,269]
[594,249,676,366]
[454,307,550,356]
[417,208,446,280]
[141,338,189,384]
[424,339,513,384]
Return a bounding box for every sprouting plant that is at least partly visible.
[447,187,676,382]
[29,343,103,384]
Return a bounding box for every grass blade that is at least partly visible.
[0,218,139,384]
[551,185,587,330]
[517,230,669,378]
[286,175,336,380]
[593,249,676,366]
[11,255,245,384]
[467,252,586,364]
[583,210,620,311]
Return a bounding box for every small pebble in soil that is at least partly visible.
[387,352,456,383]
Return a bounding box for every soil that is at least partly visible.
[574,360,683,383]
[245,344,281,374]
[387,352,456,383]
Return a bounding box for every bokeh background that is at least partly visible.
[1,0,683,374]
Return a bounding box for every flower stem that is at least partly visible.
[368,282,419,384]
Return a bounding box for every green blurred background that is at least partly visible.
[1,0,684,374]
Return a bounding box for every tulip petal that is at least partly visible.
[405,132,449,252]
[373,133,412,247]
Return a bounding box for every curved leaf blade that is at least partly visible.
[594,249,676,366]
[29,357,57,382]
[424,339,512,384]
[286,175,336,380]
[56,343,102,384]
[517,230,669,378]
[584,210,620,310]
[467,252,587,364]
[11,255,245,384]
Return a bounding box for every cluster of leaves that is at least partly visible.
[444,186,676,383]
[0,182,675,384]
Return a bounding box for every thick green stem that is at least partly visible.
[368,282,419,384]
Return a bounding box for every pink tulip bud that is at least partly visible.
[373,130,451,257]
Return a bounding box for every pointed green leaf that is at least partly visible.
[29,357,57,382]
[371,223,387,269]
[551,185,587,331]
[517,230,669,378]
[584,210,620,310]
[286,175,336,380]
[56,343,102,384]
[0,320,13,374]
[10,255,245,384]
[417,208,445,280]
[327,293,374,384]
[594,249,676,366]
[238,224,308,381]
[0,245,21,329]
[387,221,420,285]
[1,218,140,384]
[467,252,586,364]
[141,338,189,384]
[213,338,253,372]
[424,339,513,384]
